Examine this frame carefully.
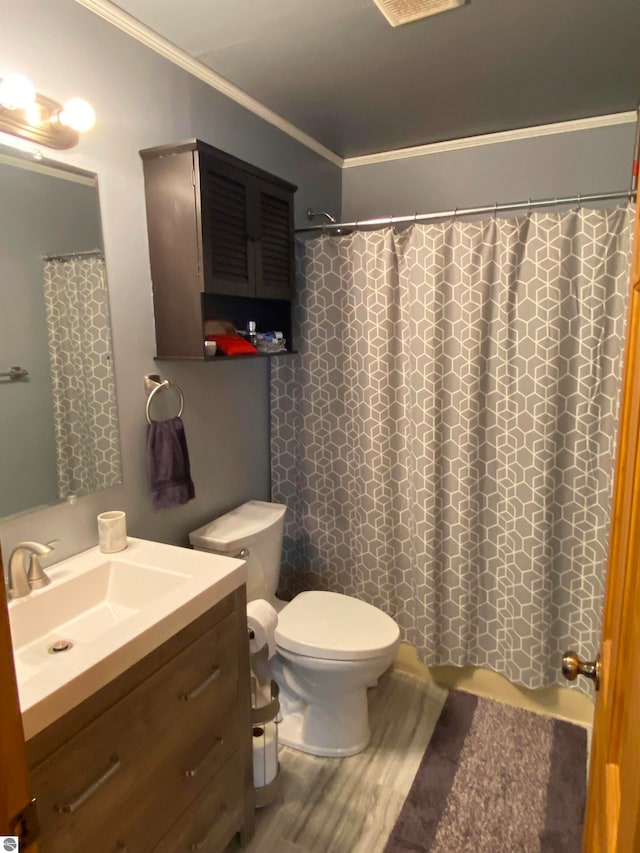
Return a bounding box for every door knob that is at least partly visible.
[561,650,601,691]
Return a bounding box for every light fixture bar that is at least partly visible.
[373,0,468,28]
[0,74,95,150]
[0,89,79,149]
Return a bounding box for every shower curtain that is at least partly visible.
[43,256,121,499]
[270,205,634,689]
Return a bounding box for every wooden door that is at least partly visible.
[583,199,640,852]
[0,545,38,850]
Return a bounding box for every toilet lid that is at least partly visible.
[275,591,399,661]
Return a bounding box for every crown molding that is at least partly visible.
[74,0,344,168]
[342,111,638,168]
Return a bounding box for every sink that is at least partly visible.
[8,537,246,739]
[11,560,189,657]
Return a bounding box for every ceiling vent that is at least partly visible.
[373,0,468,27]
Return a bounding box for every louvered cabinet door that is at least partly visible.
[254,180,295,301]
[199,156,255,298]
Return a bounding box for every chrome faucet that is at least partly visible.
[7,541,54,599]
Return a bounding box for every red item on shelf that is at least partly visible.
[205,334,258,356]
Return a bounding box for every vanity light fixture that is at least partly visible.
[0,70,95,149]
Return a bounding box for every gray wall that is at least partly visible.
[0,164,101,517]
[0,0,342,567]
[342,124,636,219]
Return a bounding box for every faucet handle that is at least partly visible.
[14,540,54,557]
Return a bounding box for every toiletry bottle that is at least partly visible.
[247,320,258,347]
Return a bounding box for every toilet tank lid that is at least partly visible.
[275,591,400,661]
[189,500,286,552]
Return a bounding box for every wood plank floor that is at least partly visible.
[227,671,448,853]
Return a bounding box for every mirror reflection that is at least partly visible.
[0,145,121,518]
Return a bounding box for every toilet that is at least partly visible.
[189,500,400,757]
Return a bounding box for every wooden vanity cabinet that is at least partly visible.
[26,586,255,853]
[140,139,297,360]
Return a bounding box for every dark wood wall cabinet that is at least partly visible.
[140,139,297,360]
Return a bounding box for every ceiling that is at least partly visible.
[112,0,640,159]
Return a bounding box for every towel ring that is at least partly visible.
[145,380,184,425]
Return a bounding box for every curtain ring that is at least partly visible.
[576,193,582,211]
[493,201,498,219]
[527,198,533,217]
[453,206,458,221]
[414,211,418,224]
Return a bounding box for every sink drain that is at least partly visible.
[48,639,73,654]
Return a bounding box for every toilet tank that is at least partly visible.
[189,500,286,602]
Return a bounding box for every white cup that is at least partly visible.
[98,510,127,553]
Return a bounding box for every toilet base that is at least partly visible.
[278,702,370,758]
[276,680,372,757]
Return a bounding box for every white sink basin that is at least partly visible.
[8,537,246,739]
[11,560,189,652]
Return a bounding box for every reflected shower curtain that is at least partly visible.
[270,205,634,689]
[43,256,121,499]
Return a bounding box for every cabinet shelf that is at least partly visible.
[154,350,298,363]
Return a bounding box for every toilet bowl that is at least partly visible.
[272,590,399,756]
[189,501,400,757]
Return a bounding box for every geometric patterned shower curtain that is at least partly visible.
[43,255,121,499]
[270,205,634,690]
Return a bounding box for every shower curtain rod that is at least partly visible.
[43,249,104,261]
[297,189,636,234]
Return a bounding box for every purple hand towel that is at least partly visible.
[146,416,195,510]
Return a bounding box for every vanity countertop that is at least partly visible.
[8,537,246,739]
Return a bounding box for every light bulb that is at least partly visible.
[0,72,36,110]
[58,97,95,132]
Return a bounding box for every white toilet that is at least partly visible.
[189,500,400,757]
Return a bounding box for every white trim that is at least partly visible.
[342,112,638,168]
[0,151,96,185]
[73,0,344,168]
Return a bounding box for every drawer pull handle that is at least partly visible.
[180,666,221,702]
[189,803,228,850]
[184,737,224,777]
[56,754,121,814]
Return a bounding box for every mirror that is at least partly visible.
[0,144,121,518]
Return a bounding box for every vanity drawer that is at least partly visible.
[152,752,244,853]
[118,704,241,851]
[89,703,241,853]
[32,609,240,852]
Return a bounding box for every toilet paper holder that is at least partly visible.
[250,679,281,808]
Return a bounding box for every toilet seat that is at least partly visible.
[275,591,399,661]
